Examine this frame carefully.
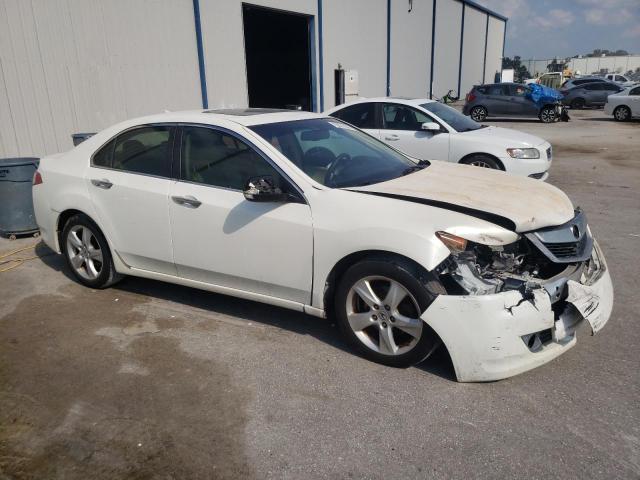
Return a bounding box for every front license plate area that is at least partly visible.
[566,280,607,334]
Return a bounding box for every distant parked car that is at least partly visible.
[604,73,636,87]
[560,76,609,90]
[462,83,562,123]
[326,98,552,179]
[604,85,640,121]
[561,81,624,109]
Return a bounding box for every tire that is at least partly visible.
[334,256,445,368]
[460,154,501,170]
[61,213,122,288]
[539,106,556,123]
[613,105,631,122]
[571,98,585,110]
[470,106,487,122]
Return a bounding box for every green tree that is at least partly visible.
[502,56,532,83]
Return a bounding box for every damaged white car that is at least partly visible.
[33,109,613,382]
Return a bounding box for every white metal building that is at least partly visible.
[0,0,506,157]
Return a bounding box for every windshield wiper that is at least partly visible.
[402,159,430,176]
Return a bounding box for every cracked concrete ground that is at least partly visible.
[1,109,639,479]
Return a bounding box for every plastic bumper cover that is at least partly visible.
[422,247,613,382]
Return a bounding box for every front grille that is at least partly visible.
[525,209,593,263]
[546,147,552,160]
[528,172,546,179]
[545,241,579,258]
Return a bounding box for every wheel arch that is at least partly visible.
[458,152,505,171]
[322,249,435,317]
[56,209,115,260]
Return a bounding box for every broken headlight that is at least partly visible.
[435,231,536,295]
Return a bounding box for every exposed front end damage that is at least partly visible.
[423,210,613,382]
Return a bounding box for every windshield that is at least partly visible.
[420,102,483,132]
[250,118,418,188]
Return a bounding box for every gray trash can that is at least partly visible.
[0,157,40,237]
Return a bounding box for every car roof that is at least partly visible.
[113,109,324,128]
[326,97,435,111]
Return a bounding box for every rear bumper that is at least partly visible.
[422,242,613,382]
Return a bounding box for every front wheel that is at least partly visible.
[470,106,487,122]
[613,105,631,122]
[334,257,445,368]
[460,154,501,170]
[61,214,122,288]
[539,106,556,123]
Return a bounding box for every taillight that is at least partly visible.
[466,92,476,103]
[33,171,43,185]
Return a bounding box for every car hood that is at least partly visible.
[461,126,546,148]
[350,161,575,232]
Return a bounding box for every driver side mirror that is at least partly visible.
[243,175,287,202]
[420,122,441,133]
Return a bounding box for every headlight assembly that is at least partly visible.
[507,148,540,159]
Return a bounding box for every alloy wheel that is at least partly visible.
[66,225,103,280]
[345,276,423,356]
[471,107,486,122]
[614,107,630,121]
[469,160,493,168]
[541,108,556,123]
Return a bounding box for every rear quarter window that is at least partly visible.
[92,139,115,168]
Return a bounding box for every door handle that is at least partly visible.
[172,195,202,208]
[385,134,400,141]
[91,178,113,189]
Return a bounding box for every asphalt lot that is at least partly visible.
[1,109,639,479]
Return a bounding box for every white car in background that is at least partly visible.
[604,85,640,121]
[604,73,637,87]
[326,98,552,180]
[33,109,612,382]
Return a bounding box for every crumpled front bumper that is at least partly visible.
[422,243,613,382]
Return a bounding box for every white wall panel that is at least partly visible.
[321,0,387,109]
[0,0,201,157]
[431,0,462,100]
[459,7,486,96]
[390,0,433,98]
[483,15,504,84]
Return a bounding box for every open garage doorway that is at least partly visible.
[242,4,314,111]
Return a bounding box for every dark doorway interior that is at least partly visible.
[242,4,312,111]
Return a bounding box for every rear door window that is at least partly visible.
[487,85,506,95]
[112,126,173,177]
[330,103,377,129]
[583,83,602,91]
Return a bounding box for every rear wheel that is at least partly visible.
[334,257,445,368]
[539,106,556,123]
[460,154,501,170]
[61,214,122,288]
[571,98,585,109]
[470,106,487,122]
[613,105,631,122]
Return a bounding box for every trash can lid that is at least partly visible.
[0,157,40,167]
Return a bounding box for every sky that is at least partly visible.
[475,0,640,60]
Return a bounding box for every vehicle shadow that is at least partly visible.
[485,118,542,124]
[35,242,457,381]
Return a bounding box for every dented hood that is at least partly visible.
[351,161,575,232]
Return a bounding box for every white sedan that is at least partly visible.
[33,109,612,382]
[326,98,552,180]
[604,85,640,121]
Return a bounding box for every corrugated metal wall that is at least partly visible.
[0,0,201,158]
[484,16,504,84]
[459,6,486,97]
[322,0,388,107]
[431,0,463,100]
[0,0,506,157]
[389,0,433,99]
